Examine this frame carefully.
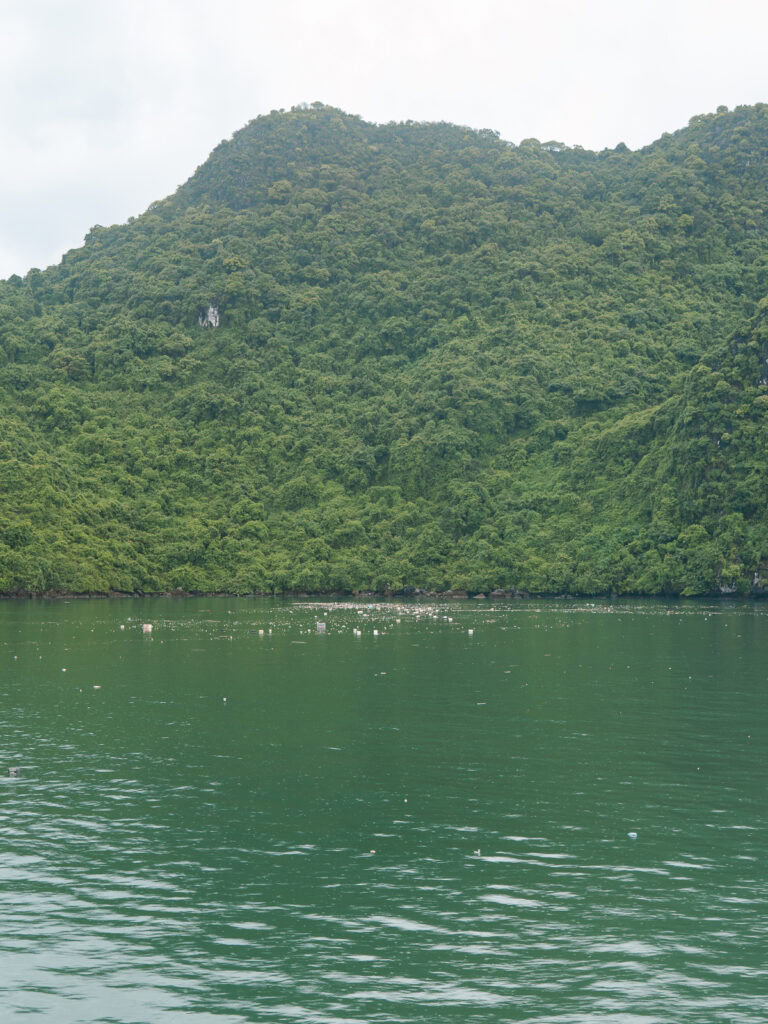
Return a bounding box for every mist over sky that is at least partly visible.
[2,0,767,279]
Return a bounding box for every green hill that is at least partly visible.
[1,102,767,596]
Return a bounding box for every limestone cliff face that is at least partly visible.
[198,305,220,328]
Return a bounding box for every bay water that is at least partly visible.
[0,597,766,1022]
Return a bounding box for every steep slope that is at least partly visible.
[1,103,767,595]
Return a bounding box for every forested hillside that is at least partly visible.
[1,102,767,596]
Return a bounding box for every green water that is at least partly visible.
[0,597,766,1022]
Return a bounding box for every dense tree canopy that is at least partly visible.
[1,102,767,596]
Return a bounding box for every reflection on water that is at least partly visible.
[1,597,766,1022]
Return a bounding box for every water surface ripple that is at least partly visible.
[1,598,766,1022]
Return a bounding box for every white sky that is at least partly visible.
[1,0,767,279]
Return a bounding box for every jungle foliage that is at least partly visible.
[1,102,768,596]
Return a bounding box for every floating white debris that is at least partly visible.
[373,629,379,636]
[93,685,101,689]
[316,621,326,633]
[627,831,638,839]
[468,629,474,635]
[61,668,66,672]
[142,624,153,634]
[259,629,265,636]
[120,624,125,631]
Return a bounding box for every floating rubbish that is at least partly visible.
[8,767,19,778]
[474,848,481,856]
[627,831,638,839]
[316,621,326,633]
[259,629,265,636]
[61,668,66,672]
[120,624,125,631]
[142,624,153,634]
[468,629,474,635]
[93,685,101,690]
[373,629,379,636]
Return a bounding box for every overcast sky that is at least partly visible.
[2,0,767,279]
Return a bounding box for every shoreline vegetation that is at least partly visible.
[2,103,768,597]
[2,586,767,601]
